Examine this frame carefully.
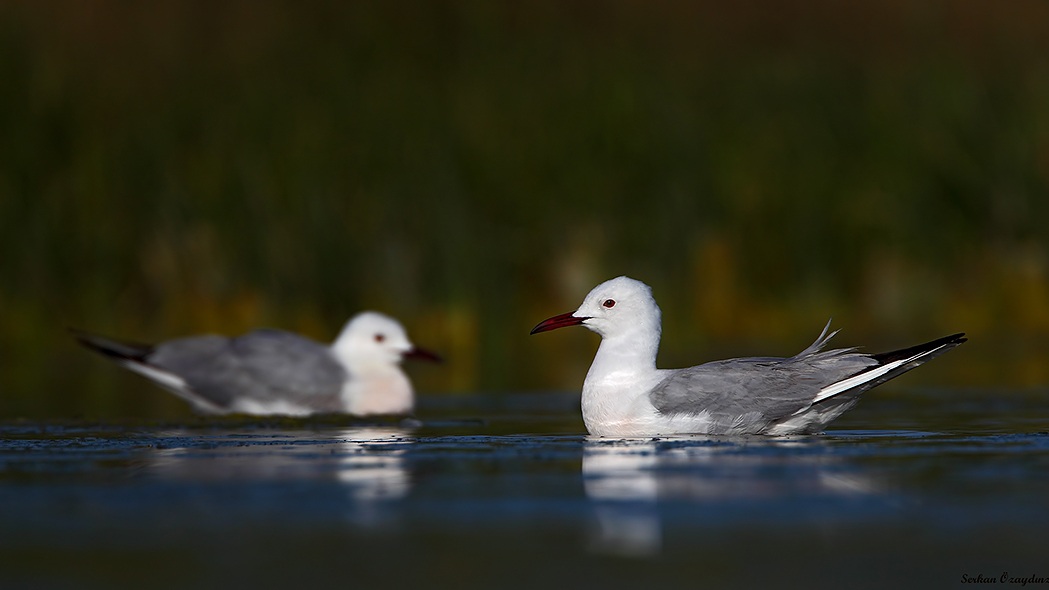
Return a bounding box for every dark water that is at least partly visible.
[2,389,1048,590]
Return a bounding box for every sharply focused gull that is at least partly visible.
[75,311,440,416]
[531,276,966,436]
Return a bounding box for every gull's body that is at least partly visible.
[75,311,439,416]
[531,276,966,436]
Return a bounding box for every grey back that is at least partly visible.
[151,329,348,411]
[650,349,877,432]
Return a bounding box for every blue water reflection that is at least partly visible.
[2,389,1049,588]
[140,427,414,528]
[582,436,880,556]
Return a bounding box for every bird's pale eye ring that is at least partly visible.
[602,299,616,308]
[374,333,385,343]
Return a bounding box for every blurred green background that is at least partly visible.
[1,0,1047,419]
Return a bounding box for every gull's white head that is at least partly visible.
[531,276,662,341]
[332,311,440,373]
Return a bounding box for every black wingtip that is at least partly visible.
[70,328,155,362]
[871,332,967,365]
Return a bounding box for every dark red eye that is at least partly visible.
[374,333,385,343]
[602,299,616,308]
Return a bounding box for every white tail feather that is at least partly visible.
[810,344,949,405]
[118,360,225,413]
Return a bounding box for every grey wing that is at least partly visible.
[232,330,348,403]
[650,351,877,432]
[151,330,347,410]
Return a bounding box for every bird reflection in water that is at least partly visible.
[144,426,413,529]
[582,436,878,557]
[333,427,412,527]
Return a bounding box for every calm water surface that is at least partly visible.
[2,389,1048,589]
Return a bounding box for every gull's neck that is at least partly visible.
[581,321,663,435]
[340,368,413,415]
[586,326,660,382]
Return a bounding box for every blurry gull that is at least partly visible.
[531,276,966,436]
[75,311,440,416]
